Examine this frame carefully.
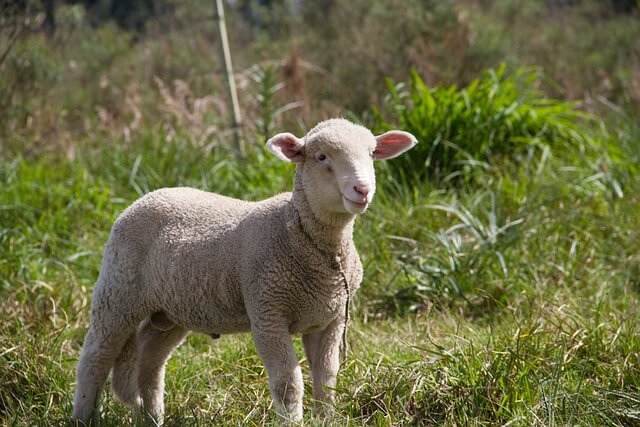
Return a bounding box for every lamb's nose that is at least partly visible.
[354,184,371,200]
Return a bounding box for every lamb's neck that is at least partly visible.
[290,182,355,256]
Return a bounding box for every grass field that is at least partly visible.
[1,1,640,425]
[2,106,639,425]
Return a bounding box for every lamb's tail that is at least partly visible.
[111,330,142,407]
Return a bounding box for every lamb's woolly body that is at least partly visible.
[72,118,417,425]
[102,186,361,337]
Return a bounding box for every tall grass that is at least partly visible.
[1,3,639,422]
[2,111,639,423]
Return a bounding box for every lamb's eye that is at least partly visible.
[316,154,327,162]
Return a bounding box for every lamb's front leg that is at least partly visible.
[252,325,303,423]
[302,315,345,415]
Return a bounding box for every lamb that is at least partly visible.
[72,118,417,424]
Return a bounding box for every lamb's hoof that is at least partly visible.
[276,402,303,425]
[313,400,336,419]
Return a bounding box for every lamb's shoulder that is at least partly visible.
[246,256,349,334]
[286,242,362,335]
[289,235,363,330]
[234,192,296,285]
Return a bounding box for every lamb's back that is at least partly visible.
[119,187,254,241]
[105,186,257,293]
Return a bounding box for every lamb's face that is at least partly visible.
[302,124,377,215]
[267,118,418,218]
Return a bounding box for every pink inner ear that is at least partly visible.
[279,137,305,162]
[374,131,418,160]
[267,132,306,163]
[282,141,302,159]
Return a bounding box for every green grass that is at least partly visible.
[2,2,640,424]
[1,111,639,425]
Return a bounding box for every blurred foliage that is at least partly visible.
[0,35,60,136]
[81,0,164,32]
[1,0,639,154]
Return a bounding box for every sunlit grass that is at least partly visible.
[1,118,639,425]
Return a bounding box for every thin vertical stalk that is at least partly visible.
[214,0,244,155]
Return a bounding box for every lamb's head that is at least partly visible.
[267,118,417,219]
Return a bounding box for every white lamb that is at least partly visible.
[72,118,417,424]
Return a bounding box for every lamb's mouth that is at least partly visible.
[342,195,368,212]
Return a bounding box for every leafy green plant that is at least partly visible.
[373,65,591,182]
[383,192,523,316]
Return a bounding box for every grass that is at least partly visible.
[1,110,639,425]
[1,3,639,423]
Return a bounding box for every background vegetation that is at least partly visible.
[1,0,639,425]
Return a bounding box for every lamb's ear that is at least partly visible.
[373,130,418,160]
[266,132,306,163]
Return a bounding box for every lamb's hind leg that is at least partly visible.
[73,262,146,424]
[136,316,188,425]
[111,311,176,409]
[111,331,142,409]
[73,320,136,423]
